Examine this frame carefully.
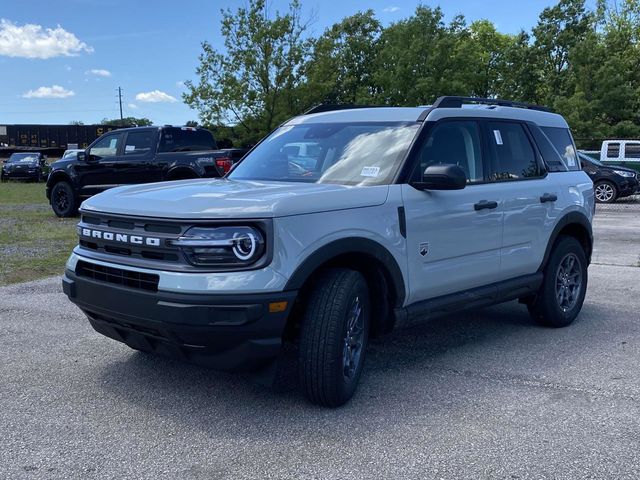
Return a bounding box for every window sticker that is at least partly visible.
[493,129,503,145]
[360,166,380,177]
[125,145,135,152]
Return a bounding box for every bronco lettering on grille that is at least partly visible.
[80,228,161,247]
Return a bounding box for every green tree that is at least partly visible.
[101,116,153,127]
[532,0,599,103]
[303,10,381,105]
[184,0,311,145]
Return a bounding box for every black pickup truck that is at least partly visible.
[46,126,247,217]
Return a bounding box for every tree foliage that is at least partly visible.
[187,0,640,148]
[100,116,153,127]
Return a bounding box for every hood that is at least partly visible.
[81,179,389,219]
[604,165,637,174]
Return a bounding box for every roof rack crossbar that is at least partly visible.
[432,96,552,112]
[416,96,553,121]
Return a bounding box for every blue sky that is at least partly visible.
[0,0,564,126]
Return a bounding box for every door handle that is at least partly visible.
[474,200,498,211]
[540,193,557,203]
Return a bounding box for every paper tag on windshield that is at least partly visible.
[361,166,380,177]
[493,130,503,145]
[125,145,135,152]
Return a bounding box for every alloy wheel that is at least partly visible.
[595,183,615,202]
[342,296,365,381]
[555,253,582,312]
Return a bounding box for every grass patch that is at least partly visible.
[0,182,77,285]
[0,182,49,205]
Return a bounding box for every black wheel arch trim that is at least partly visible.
[46,171,77,199]
[284,237,406,308]
[539,211,593,271]
[165,165,201,180]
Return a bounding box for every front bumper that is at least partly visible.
[63,270,297,371]
[1,169,40,180]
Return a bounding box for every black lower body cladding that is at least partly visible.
[62,270,297,371]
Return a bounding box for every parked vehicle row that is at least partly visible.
[62,96,594,407]
[45,126,247,217]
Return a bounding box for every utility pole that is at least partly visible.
[117,87,123,123]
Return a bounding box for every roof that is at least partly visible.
[286,102,568,129]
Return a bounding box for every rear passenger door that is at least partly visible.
[120,129,161,184]
[484,121,561,279]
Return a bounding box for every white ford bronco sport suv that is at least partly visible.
[63,96,594,407]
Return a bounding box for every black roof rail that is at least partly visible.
[432,96,553,112]
[303,104,383,115]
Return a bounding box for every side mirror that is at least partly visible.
[77,151,87,162]
[410,164,467,191]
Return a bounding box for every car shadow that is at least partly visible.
[95,299,599,434]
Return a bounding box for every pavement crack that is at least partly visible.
[432,366,639,403]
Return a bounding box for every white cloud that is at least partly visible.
[86,68,111,77]
[135,90,177,103]
[176,80,185,88]
[383,6,400,12]
[23,85,75,98]
[0,19,93,59]
[128,103,138,109]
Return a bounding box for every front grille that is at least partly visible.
[76,260,159,292]
[78,213,187,265]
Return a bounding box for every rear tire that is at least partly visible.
[50,181,78,217]
[528,235,588,328]
[298,269,370,407]
[594,180,617,203]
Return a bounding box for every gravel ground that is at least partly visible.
[0,208,639,479]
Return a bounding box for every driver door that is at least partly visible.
[76,132,124,196]
[401,120,504,304]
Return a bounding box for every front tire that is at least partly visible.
[528,235,588,328]
[298,269,370,407]
[50,181,78,217]
[594,180,617,203]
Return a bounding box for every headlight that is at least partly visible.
[171,226,265,267]
[613,170,635,178]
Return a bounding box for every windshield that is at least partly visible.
[578,152,603,167]
[63,150,81,158]
[229,122,419,186]
[8,153,38,163]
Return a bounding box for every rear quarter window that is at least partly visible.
[159,128,217,152]
[540,127,580,171]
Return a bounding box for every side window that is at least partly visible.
[124,131,154,156]
[487,122,540,180]
[540,126,579,171]
[89,134,121,158]
[412,121,484,183]
[624,142,640,159]
[606,143,620,158]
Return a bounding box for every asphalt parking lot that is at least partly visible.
[1,206,639,479]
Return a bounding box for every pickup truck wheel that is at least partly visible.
[50,181,78,217]
[594,180,617,203]
[528,235,587,328]
[298,269,370,407]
